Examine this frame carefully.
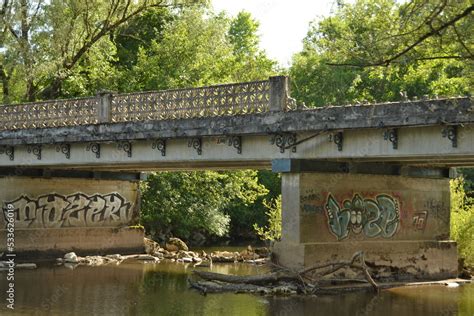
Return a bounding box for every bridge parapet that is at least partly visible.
[0,76,296,131]
[0,96,100,130]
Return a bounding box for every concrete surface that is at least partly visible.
[274,172,458,280]
[0,176,142,256]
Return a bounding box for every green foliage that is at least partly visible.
[129,224,145,230]
[140,170,268,240]
[114,8,174,69]
[228,11,276,81]
[450,177,474,267]
[458,168,474,197]
[122,8,275,92]
[226,170,281,240]
[125,8,233,90]
[61,39,120,97]
[0,0,207,102]
[1,3,276,102]
[129,7,278,241]
[253,195,282,241]
[229,11,259,57]
[290,0,473,107]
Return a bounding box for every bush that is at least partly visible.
[225,170,281,240]
[253,195,282,241]
[450,177,474,267]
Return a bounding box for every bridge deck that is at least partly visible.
[0,77,473,170]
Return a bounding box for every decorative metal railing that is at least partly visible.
[0,77,296,131]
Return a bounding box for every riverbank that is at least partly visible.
[49,237,270,268]
[0,237,270,271]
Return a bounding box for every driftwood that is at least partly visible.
[299,251,379,293]
[188,279,268,295]
[189,251,379,296]
[192,271,300,285]
[188,278,301,296]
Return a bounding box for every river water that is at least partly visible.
[0,259,473,316]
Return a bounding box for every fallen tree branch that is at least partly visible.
[299,251,362,275]
[190,251,379,295]
[361,265,379,293]
[188,279,266,294]
[192,270,301,286]
[350,252,379,293]
[188,278,209,295]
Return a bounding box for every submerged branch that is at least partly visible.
[190,251,379,295]
[192,270,301,286]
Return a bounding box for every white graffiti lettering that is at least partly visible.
[2,193,133,228]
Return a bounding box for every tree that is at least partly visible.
[123,7,233,91]
[0,0,206,103]
[228,11,276,81]
[321,0,473,67]
[0,0,44,102]
[122,8,276,92]
[225,170,281,240]
[114,7,173,70]
[140,171,268,242]
[290,0,473,107]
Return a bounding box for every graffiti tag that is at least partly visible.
[325,193,400,240]
[302,204,324,214]
[2,193,133,229]
[412,211,428,231]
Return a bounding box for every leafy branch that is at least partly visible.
[327,3,473,67]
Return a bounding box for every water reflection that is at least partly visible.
[0,260,472,316]
[266,286,472,316]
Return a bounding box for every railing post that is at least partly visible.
[269,76,289,112]
[96,91,113,123]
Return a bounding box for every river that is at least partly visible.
[0,258,473,315]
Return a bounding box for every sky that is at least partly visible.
[212,0,336,66]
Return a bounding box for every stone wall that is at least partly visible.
[0,176,144,257]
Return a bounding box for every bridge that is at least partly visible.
[1,76,473,280]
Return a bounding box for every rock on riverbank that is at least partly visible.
[55,238,270,268]
[144,238,269,264]
[57,252,163,268]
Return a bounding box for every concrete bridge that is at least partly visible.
[1,76,473,280]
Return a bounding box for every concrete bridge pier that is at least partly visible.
[0,169,145,258]
[272,159,458,280]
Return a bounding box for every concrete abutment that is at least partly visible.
[272,160,458,280]
[0,172,144,258]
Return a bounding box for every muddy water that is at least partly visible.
[0,260,472,316]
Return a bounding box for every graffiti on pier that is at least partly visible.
[423,199,448,225]
[325,193,400,240]
[2,193,133,229]
[412,211,428,231]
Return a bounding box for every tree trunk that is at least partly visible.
[0,65,10,104]
[26,79,37,102]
